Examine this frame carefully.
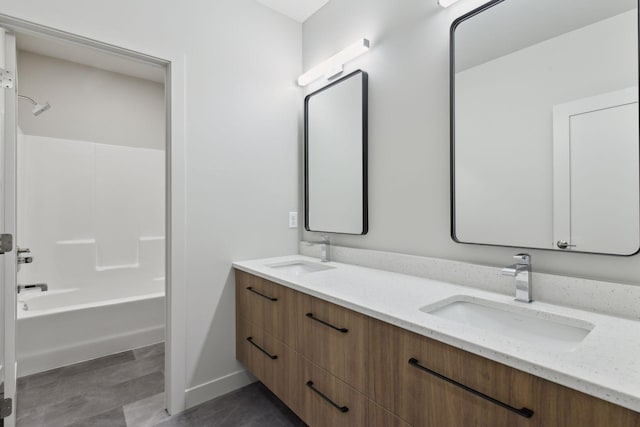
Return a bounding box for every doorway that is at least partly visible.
[0,17,175,427]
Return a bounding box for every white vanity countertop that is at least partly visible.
[233,255,640,413]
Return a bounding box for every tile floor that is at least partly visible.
[16,343,305,427]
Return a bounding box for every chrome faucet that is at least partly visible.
[501,253,532,303]
[17,283,48,293]
[306,236,330,262]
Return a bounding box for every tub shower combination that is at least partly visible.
[16,134,165,376]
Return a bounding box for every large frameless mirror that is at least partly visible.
[451,0,639,255]
[305,70,368,235]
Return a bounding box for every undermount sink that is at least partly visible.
[266,260,334,276]
[421,296,593,352]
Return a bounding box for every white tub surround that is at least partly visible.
[15,133,166,376]
[233,255,640,413]
[17,134,165,292]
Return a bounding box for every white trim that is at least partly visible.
[1,29,18,427]
[0,14,189,416]
[184,370,256,409]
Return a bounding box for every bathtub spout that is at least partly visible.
[17,283,48,293]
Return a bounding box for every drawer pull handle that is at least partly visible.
[246,287,278,302]
[246,337,278,360]
[305,313,349,333]
[305,381,349,413]
[408,358,534,419]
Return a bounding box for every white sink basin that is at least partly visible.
[421,296,593,352]
[266,260,334,276]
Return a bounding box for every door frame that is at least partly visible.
[1,28,18,427]
[0,13,188,415]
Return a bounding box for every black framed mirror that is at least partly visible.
[305,70,368,235]
[451,0,639,255]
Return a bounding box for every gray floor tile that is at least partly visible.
[65,407,127,427]
[155,383,305,427]
[18,372,164,426]
[18,355,165,415]
[123,392,170,427]
[133,342,164,361]
[17,367,63,391]
[17,342,165,426]
[17,344,305,427]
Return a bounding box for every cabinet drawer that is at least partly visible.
[370,319,640,427]
[299,357,367,427]
[297,293,368,394]
[368,400,411,427]
[237,317,299,413]
[235,270,296,346]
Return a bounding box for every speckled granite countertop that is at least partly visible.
[233,255,640,413]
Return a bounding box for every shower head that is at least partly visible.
[18,95,52,116]
[32,102,51,116]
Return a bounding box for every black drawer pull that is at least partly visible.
[408,358,534,419]
[305,313,348,333]
[246,287,278,301]
[306,381,349,413]
[246,337,278,360]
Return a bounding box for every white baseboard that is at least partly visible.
[17,325,164,377]
[184,369,256,409]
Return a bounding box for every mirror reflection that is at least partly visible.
[452,0,639,255]
[305,70,368,235]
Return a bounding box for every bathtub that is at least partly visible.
[16,280,165,376]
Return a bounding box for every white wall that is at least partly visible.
[17,135,165,290]
[17,52,165,150]
[0,0,301,412]
[454,11,637,249]
[301,0,640,286]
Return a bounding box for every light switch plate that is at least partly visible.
[289,212,298,228]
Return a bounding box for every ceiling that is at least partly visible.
[16,31,165,83]
[455,0,637,72]
[255,0,330,23]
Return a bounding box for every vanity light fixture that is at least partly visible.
[297,38,370,86]
[438,0,461,7]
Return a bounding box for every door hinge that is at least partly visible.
[0,395,12,418]
[0,68,14,89]
[0,234,13,254]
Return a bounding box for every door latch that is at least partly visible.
[556,240,576,250]
[0,392,12,418]
[0,234,13,254]
[0,68,14,89]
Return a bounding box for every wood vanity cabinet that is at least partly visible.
[296,293,369,394]
[235,271,640,427]
[236,317,299,410]
[236,270,296,347]
[369,319,640,427]
[298,356,368,426]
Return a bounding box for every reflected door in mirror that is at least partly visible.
[451,0,639,255]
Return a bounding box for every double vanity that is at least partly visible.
[233,255,640,426]
[233,0,640,424]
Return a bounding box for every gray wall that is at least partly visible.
[301,0,640,286]
[17,51,165,150]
